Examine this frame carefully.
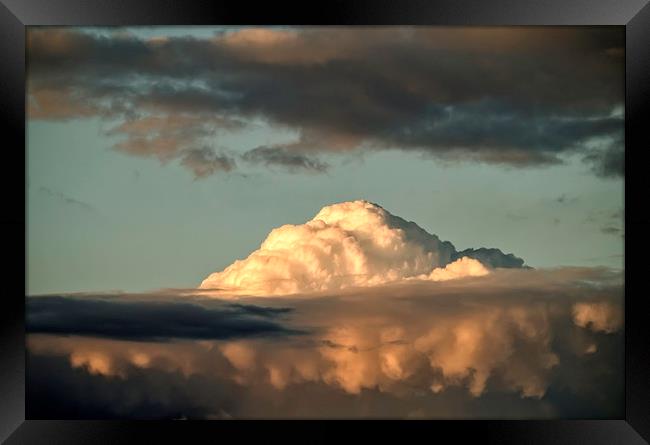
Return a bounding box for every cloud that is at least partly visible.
[582,208,624,232]
[600,226,622,236]
[414,256,489,282]
[27,27,624,178]
[199,200,524,295]
[26,265,623,418]
[241,146,329,173]
[26,350,242,419]
[104,113,241,178]
[555,194,579,205]
[180,147,236,178]
[451,248,526,269]
[27,296,300,341]
[610,209,623,219]
[38,186,95,212]
[572,302,623,333]
[583,143,624,178]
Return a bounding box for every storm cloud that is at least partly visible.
[27,265,623,418]
[27,296,299,341]
[27,27,624,178]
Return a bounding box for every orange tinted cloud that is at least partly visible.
[200,200,511,296]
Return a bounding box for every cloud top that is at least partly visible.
[200,200,519,295]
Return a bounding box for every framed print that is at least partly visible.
[1,0,649,443]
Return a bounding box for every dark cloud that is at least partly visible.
[242,146,329,173]
[180,147,236,178]
[26,352,241,419]
[452,247,526,269]
[27,27,624,178]
[594,208,624,237]
[26,296,301,341]
[610,209,623,219]
[555,194,579,205]
[600,226,622,236]
[226,303,293,317]
[582,207,624,227]
[583,143,625,178]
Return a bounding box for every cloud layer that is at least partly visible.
[27,266,623,418]
[199,200,518,295]
[27,296,300,341]
[27,27,624,178]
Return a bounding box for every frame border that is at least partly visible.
[2,0,648,442]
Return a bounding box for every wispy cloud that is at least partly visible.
[600,226,622,236]
[555,194,579,205]
[241,146,329,173]
[180,147,236,179]
[38,186,95,212]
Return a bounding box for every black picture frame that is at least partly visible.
[2,0,648,443]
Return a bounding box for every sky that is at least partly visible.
[26,26,624,295]
[25,26,626,420]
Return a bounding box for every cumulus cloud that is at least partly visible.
[572,302,623,333]
[415,256,489,282]
[27,27,624,178]
[199,200,523,296]
[26,265,623,418]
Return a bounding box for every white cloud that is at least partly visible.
[200,200,512,296]
[414,256,489,282]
